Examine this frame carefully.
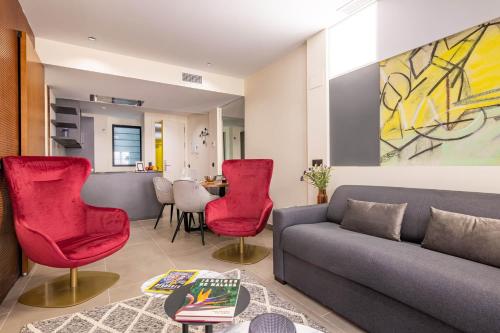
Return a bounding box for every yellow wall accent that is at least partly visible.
[155,121,163,171]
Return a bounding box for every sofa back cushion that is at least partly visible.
[327,185,500,243]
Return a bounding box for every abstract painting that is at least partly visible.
[380,19,500,165]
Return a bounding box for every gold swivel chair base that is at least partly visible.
[212,237,270,265]
[19,268,120,308]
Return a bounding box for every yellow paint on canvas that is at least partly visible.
[380,20,500,165]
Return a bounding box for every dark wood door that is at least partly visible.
[0,18,21,303]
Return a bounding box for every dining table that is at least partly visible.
[199,180,229,196]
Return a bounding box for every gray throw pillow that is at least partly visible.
[340,199,407,241]
[422,207,500,268]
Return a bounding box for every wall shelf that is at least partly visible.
[51,103,78,115]
[51,136,82,148]
[50,119,77,129]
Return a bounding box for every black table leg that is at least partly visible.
[183,212,189,232]
[199,212,205,246]
[205,325,213,333]
[182,323,189,333]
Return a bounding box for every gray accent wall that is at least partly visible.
[329,63,380,166]
[66,116,95,168]
[82,172,162,220]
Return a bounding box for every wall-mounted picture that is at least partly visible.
[135,161,145,172]
[380,18,500,166]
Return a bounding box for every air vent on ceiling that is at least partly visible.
[336,0,376,16]
[90,94,144,107]
[182,72,203,84]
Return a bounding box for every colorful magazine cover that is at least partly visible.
[145,269,199,295]
[175,278,241,322]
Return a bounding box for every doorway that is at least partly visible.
[164,120,186,180]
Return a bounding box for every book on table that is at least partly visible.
[175,278,241,322]
[145,269,199,295]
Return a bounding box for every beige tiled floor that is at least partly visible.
[0,217,364,333]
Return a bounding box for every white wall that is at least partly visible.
[223,125,244,160]
[306,30,329,203]
[221,97,245,119]
[245,44,308,211]
[187,113,210,177]
[377,0,500,61]
[36,38,244,96]
[328,3,378,78]
[327,0,500,194]
[207,108,223,176]
[89,113,143,172]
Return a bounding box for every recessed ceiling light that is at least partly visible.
[88,36,97,41]
[206,62,212,67]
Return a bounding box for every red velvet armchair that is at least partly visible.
[3,156,129,307]
[206,159,273,264]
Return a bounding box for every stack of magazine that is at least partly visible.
[175,278,241,322]
[144,269,199,295]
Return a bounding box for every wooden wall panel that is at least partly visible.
[0,9,21,303]
[0,0,45,302]
[21,32,46,156]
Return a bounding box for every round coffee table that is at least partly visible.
[164,283,250,333]
[222,320,323,333]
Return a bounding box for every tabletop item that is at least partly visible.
[249,313,296,333]
[204,175,217,183]
[200,180,229,188]
[175,278,241,322]
[141,270,223,298]
[164,283,250,333]
[144,269,199,295]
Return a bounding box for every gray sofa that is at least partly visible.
[273,185,500,333]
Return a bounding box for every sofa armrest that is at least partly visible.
[273,204,328,282]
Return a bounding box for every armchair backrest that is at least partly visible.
[222,159,273,218]
[3,156,91,242]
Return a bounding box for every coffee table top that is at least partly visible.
[222,320,323,333]
[164,283,250,326]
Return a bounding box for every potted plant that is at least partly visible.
[301,164,333,204]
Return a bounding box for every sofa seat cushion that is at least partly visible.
[208,217,259,236]
[282,222,500,333]
[57,232,128,260]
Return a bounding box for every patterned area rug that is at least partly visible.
[21,269,327,333]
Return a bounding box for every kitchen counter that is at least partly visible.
[82,171,162,220]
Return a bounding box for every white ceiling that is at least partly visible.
[46,65,241,114]
[20,0,349,77]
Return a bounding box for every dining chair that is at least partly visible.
[172,179,218,245]
[152,177,178,229]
